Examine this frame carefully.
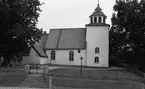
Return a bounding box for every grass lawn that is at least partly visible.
[52,77,141,89]
[0,67,25,87]
[45,67,143,89]
[49,68,141,80]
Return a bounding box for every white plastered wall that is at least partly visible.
[46,50,86,66]
[22,48,47,64]
[86,26,109,67]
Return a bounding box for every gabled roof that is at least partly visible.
[45,29,61,49]
[45,28,86,50]
[35,34,49,49]
[40,34,49,49]
[31,34,49,57]
[32,45,47,57]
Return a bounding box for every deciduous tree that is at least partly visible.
[0,0,44,66]
[110,0,145,70]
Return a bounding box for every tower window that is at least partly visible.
[103,17,106,23]
[94,57,99,63]
[91,17,93,23]
[94,17,97,23]
[51,50,55,60]
[99,17,101,23]
[95,47,100,54]
[69,51,74,61]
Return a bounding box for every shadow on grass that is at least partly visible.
[52,76,141,89]
[45,68,144,89]
[0,67,25,87]
[49,68,141,80]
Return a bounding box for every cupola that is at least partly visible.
[86,0,110,26]
[90,3,107,24]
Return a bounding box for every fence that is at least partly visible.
[42,65,57,89]
[26,64,48,74]
[42,67,145,89]
[24,64,47,79]
[24,65,30,78]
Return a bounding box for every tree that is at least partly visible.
[110,0,145,70]
[0,0,44,66]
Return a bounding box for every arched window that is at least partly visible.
[94,57,99,63]
[91,17,93,23]
[103,17,106,23]
[69,51,74,61]
[95,47,100,54]
[99,17,101,23]
[51,50,55,60]
[94,17,97,23]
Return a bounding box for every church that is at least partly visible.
[23,3,110,67]
[44,3,110,67]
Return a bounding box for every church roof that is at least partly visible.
[45,28,86,50]
[90,4,106,17]
[32,34,49,57]
[32,45,47,57]
[35,34,49,49]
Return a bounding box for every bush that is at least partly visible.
[109,58,122,67]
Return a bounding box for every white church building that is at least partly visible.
[45,3,110,67]
[23,3,110,67]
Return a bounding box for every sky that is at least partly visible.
[37,0,116,32]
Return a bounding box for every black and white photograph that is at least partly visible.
[0,0,145,89]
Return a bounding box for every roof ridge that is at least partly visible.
[32,45,47,57]
[50,28,86,30]
[56,29,62,49]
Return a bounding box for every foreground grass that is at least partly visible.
[44,68,143,89]
[49,68,141,80]
[52,77,141,89]
[0,67,25,87]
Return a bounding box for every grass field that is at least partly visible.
[44,67,144,89]
[52,77,141,89]
[49,68,141,80]
[0,67,25,87]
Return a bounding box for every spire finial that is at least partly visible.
[95,0,102,11]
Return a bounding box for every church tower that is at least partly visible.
[86,1,110,67]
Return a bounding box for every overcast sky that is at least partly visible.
[37,0,116,32]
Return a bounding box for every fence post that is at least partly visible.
[49,73,53,89]
[37,65,39,74]
[116,71,118,80]
[43,66,49,87]
[25,65,30,77]
[141,83,145,89]
[101,70,104,80]
[42,66,46,82]
[44,66,49,75]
